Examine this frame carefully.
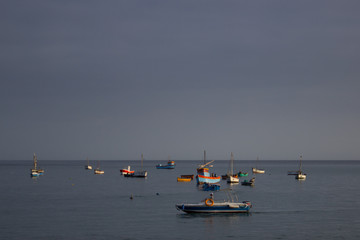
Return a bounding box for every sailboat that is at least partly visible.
[252,157,265,174]
[295,155,306,180]
[84,157,92,170]
[30,153,44,177]
[227,152,239,183]
[94,161,104,174]
[196,150,221,184]
[125,154,147,178]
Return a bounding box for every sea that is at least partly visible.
[0,160,359,240]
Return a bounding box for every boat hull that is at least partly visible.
[252,168,265,174]
[176,202,251,213]
[196,175,221,184]
[227,176,239,183]
[156,165,175,169]
[177,177,192,182]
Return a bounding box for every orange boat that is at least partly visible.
[177,177,192,182]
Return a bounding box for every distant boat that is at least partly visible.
[156,157,175,169]
[94,161,104,175]
[30,153,44,177]
[176,192,252,213]
[124,154,147,178]
[196,150,221,184]
[120,166,134,175]
[295,155,306,180]
[237,171,248,177]
[241,177,255,186]
[252,157,265,174]
[177,177,192,182]
[227,152,239,184]
[84,158,92,170]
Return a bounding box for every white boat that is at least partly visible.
[227,152,239,183]
[252,157,265,174]
[94,161,104,175]
[84,158,92,170]
[295,155,306,180]
[30,153,44,177]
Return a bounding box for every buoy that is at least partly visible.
[156,193,159,195]
[130,194,133,200]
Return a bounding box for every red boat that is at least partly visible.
[120,166,134,175]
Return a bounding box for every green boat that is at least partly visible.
[237,172,248,177]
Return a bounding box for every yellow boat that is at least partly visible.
[177,177,192,182]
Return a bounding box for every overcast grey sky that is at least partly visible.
[1,1,360,160]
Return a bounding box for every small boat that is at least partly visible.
[120,166,134,175]
[30,153,44,177]
[196,150,221,184]
[227,153,239,183]
[202,183,220,191]
[156,157,175,169]
[241,177,255,186]
[124,154,147,178]
[84,157,92,170]
[237,171,248,177]
[181,174,194,179]
[94,161,104,175]
[252,157,265,174]
[295,155,306,180]
[177,177,192,182]
[176,193,252,213]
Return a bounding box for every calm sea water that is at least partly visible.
[0,160,359,240]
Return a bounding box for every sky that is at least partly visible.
[1,0,360,160]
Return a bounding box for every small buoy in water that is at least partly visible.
[156,193,159,195]
[130,194,133,200]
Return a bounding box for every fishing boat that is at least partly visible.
[252,157,265,174]
[241,177,255,186]
[177,177,192,182]
[176,193,252,213]
[30,153,44,177]
[156,157,175,169]
[84,158,92,170]
[120,166,134,175]
[227,152,239,184]
[202,183,221,191]
[94,161,104,175]
[295,155,306,180]
[196,150,221,184]
[124,154,147,178]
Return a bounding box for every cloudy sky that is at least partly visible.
[1,1,360,160]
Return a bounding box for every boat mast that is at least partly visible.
[141,153,143,171]
[33,153,37,170]
[299,155,303,173]
[204,150,206,165]
[230,152,234,175]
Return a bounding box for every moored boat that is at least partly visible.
[196,151,221,184]
[181,175,194,179]
[94,161,104,174]
[84,157,92,170]
[227,152,239,183]
[156,158,175,169]
[176,193,252,213]
[241,177,255,186]
[237,171,248,177]
[295,155,306,180]
[177,177,192,182]
[124,154,147,178]
[252,157,265,174]
[30,153,44,177]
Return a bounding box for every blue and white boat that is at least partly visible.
[176,193,252,213]
[156,159,175,169]
[196,151,221,184]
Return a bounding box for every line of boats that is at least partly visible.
[30,151,307,214]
